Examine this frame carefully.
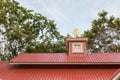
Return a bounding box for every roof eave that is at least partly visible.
[9,62,120,65]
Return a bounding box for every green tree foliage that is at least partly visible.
[82,10,120,53]
[25,36,67,53]
[0,0,65,61]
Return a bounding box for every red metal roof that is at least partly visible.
[0,62,118,80]
[110,68,120,79]
[10,53,120,64]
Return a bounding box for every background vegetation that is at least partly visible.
[82,10,120,53]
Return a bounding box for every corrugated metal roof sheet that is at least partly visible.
[0,62,118,80]
[110,68,120,79]
[10,53,120,64]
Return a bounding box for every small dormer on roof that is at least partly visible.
[66,38,88,57]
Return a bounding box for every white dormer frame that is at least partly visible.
[72,42,83,53]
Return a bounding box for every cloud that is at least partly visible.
[36,0,74,35]
[16,0,34,10]
[15,0,120,35]
[37,0,69,23]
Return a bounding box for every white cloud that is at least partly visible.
[16,0,33,10]
[105,5,120,17]
[15,0,120,35]
[37,0,69,23]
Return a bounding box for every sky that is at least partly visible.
[15,0,120,36]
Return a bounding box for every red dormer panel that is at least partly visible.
[66,38,88,57]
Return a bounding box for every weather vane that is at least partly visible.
[72,28,80,38]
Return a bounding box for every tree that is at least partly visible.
[25,36,67,53]
[82,10,120,53]
[0,0,63,61]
